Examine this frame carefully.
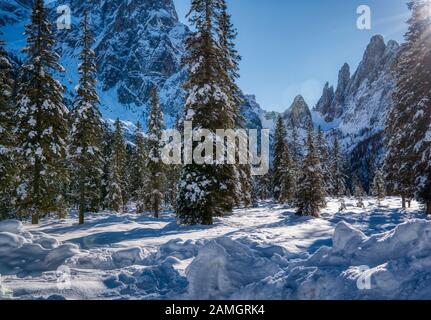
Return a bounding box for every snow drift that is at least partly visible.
[187,220,431,300]
[185,237,284,300]
[0,220,79,277]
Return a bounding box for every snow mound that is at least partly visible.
[0,220,80,277]
[112,247,145,268]
[186,237,281,300]
[235,220,431,300]
[103,262,188,299]
[156,238,205,261]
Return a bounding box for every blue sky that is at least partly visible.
[173,0,410,112]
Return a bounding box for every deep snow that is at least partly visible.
[0,198,430,300]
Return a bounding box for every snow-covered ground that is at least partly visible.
[1,198,430,300]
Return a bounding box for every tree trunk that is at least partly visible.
[78,178,85,225]
[154,196,159,219]
[402,195,406,210]
[32,164,41,225]
[202,206,213,225]
[427,201,431,215]
[79,204,85,225]
[32,214,39,225]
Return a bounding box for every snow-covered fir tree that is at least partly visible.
[176,0,240,225]
[330,135,347,198]
[100,122,113,210]
[384,127,415,209]
[146,87,166,218]
[289,124,301,195]
[164,164,180,210]
[372,169,386,204]
[14,0,68,224]
[69,13,105,224]
[105,119,127,213]
[237,162,253,208]
[316,126,331,196]
[296,126,326,217]
[385,0,431,214]
[272,116,295,204]
[129,122,148,214]
[255,171,272,201]
[352,175,366,208]
[0,35,15,219]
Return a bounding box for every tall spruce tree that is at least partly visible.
[69,13,104,224]
[14,0,68,224]
[272,116,295,204]
[100,122,113,210]
[105,119,127,213]
[296,126,326,217]
[130,122,148,214]
[176,0,240,225]
[146,87,165,218]
[386,0,431,214]
[0,35,15,219]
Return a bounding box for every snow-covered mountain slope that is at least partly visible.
[0,0,189,126]
[314,35,399,152]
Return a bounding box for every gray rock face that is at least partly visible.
[314,82,334,122]
[314,35,400,150]
[313,35,400,186]
[0,0,31,26]
[284,95,313,130]
[1,0,189,126]
[347,35,388,95]
[314,63,351,123]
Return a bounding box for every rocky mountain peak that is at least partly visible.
[284,95,312,129]
[336,63,350,98]
[348,35,388,94]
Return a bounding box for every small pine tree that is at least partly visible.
[296,126,326,217]
[255,170,273,201]
[353,175,366,208]
[330,136,347,198]
[272,116,295,204]
[0,35,15,219]
[129,122,148,214]
[100,123,112,210]
[69,13,104,224]
[105,119,127,213]
[237,163,253,208]
[14,0,68,224]
[372,169,386,205]
[164,163,180,210]
[146,87,166,218]
[316,126,331,197]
